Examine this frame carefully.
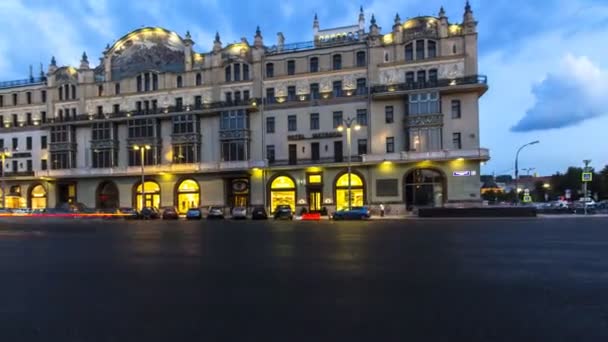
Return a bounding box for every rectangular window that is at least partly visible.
[127,118,156,138]
[376,179,399,196]
[266,145,275,163]
[429,69,438,84]
[356,109,367,126]
[172,114,195,134]
[92,122,112,141]
[137,75,142,92]
[41,90,46,103]
[287,60,295,75]
[27,160,32,172]
[26,92,32,104]
[357,139,367,155]
[243,64,250,80]
[225,92,232,103]
[71,85,76,99]
[225,65,231,82]
[0,139,3,149]
[26,113,32,125]
[58,87,63,100]
[12,114,18,126]
[41,111,47,123]
[310,57,319,72]
[128,146,157,166]
[311,142,320,161]
[243,90,250,101]
[152,100,157,112]
[12,160,17,172]
[451,99,461,119]
[405,43,414,61]
[386,137,395,153]
[453,132,462,149]
[152,74,158,90]
[266,117,275,133]
[287,86,296,101]
[144,73,150,91]
[71,108,77,120]
[332,54,342,70]
[173,144,197,164]
[266,63,274,78]
[417,70,426,83]
[41,159,47,170]
[92,149,113,168]
[356,51,366,67]
[174,97,183,111]
[408,92,440,115]
[428,41,437,58]
[12,93,17,105]
[266,88,275,104]
[12,137,18,150]
[221,141,247,161]
[288,115,297,132]
[50,125,70,143]
[194,95,202,109]
[416,40,425,60]
[234,91,241,103]
[356,78,366,95]
[334,141,343,162]
[310,113,319,130]
[41,136,47,149]
[288,144,297,165]
[115,83,120,95]
[310,83,320,100]
[219,110,247,130]
[332,81,342,97]
[97,106,103,118]
[234,63,241,81]
[26,137,32,150]
[0,95,3,107]
[332,111,343,128]
[113,104,120,114]
[385,106,394,123]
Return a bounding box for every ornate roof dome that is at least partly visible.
[108,27,187,80]
[402,16,439,30]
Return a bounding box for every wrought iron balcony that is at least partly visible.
[371,75,488,95]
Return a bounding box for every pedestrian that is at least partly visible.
[380,203,385,217]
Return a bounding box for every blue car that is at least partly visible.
[186,208,202,220]
[332,206,371,220]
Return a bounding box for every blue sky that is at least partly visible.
[0,0,607,175]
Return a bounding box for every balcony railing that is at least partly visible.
[269,156,363,166]
[264,88,368,107]
[0,76,46,89]
[371,75,488,94]
[361,148,490,163]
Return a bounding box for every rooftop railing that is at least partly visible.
[371,75,487,94]
[0,76,46,89]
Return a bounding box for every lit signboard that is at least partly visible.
[453,171,472,177]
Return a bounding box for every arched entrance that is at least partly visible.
[28,183,47,209]
[268,175,296,213]
[404,168,445,209]
[175,179,200,214]
[334,171,365,210]
[133,180,161,210]
[96,181,119,209]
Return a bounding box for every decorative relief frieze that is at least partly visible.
[171,133,201,144]
[405,114,443,127]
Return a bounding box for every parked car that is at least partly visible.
[161,207,179,220]
[140,207,160,219]
[207,206,224,219]
[119,207,140,220]
[186,208,202,220]
[231,207,247,219]
[251,206,268,220]
[273,205,293,220]
[332,206,371,220]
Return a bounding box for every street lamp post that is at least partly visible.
[514,140,539,205]
[133,144,151,210]
[337,117,361,210]
[583,159,591,215]
[0,148,12,208]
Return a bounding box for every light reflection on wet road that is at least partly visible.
[0,217,607,341]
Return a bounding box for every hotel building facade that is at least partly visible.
[0,3,488,214]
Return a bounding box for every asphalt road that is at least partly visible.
[0,217,607,341]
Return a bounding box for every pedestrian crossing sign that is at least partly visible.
[523,195,532,203]
[582,172,592,182]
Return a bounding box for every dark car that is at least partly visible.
[161,207,179,220]
[140,207,160,220]
[332,206,371,220]
[273,205,293,220]
[251,206,268,220]
[119,207,140,220]
[207,207,224,219]
[186,208,202,220]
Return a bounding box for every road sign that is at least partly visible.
[523,195,532,203]
[565,189,571,199]
[582,172,593,182]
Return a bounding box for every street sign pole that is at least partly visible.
[582,160,592,215]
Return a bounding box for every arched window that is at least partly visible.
[64,84,70,100]
[176,75,183,88]
[134,181,161,210]
[404,168,445,209]
[417,70,426,83]
[334,172,365,210]
[356,51,366,67]
[28,184,47,209]
[309,57,319,72]
[96,181,119,209]
[405,43,414,61]
[332,54,342,70]
[428,69,438,84]
[195,73,202,86]
[176,179,200,214]
[405,71,415,85]
[427,40,437,58]
[266,63,274,77]
[415,40,425,60]
[269,175,296,212]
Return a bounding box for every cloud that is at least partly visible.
[511,54,608,132]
